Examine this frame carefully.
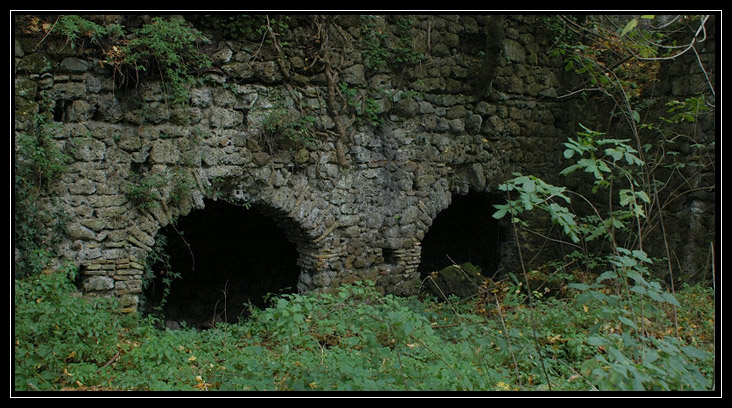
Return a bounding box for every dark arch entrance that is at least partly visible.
[418,191,507,280]
[143,199,302,328]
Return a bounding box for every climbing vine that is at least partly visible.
[14,108,71,277]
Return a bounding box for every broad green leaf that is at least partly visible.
[605,148,624,162]
[492,207,508,220]
[618,316,636,328]
[681,345,708,360]
[647,290,666,303]
[620,18,638,37]
[632,110,641,123]
[631,285,647,295]
[567,283,592,291]
[619,190,633,207]
[560,163,581,176]
[661,292,681,307]
[632,249,652,263]
[626,269,647,285]
[625,151,644,166]
[598,160,611,173]
[643,349,660,365]
[608,346,630,364]
[596,270,618,282]
[587,335,609,346]
[635,191,651,204]
[522,178,536,193]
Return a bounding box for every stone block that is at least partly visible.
[70,137,106,162]
[83,275,115,291]
[66,222,96,240]
[60,57,91,73]
[149,140,180,164]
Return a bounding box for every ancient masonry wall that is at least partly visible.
[13,15,715,312]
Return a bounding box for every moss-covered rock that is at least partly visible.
[16,52,55,74]
[426,262,485,300]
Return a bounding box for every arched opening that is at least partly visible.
[142,199,302,329]
[418,191,508,280]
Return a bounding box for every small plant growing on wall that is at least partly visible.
[360,16,424,73]
[28,15,211,105]
[52,15,125,49]
[113,17,212,104]
[262,107,318,150]
[124,172,166,209]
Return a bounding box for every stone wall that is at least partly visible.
[642,15,717,282]
[13,14,716,312]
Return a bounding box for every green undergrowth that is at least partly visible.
[14,270,715,392]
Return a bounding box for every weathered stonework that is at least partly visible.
[13,14,716,312]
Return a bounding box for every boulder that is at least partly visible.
[426,262,485,300]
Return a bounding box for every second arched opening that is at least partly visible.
[418,191,508,281]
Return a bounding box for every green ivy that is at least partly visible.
[360,16,423,72]
[339,82,385,127]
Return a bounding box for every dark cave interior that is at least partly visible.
[418,191,507,280]
[143,199,302,328]
[143,192,507,328]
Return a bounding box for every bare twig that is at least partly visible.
[96,351,121,373]
[494,293,522,387]
[35,15,61,49]
[222,279,229,324]
[419,273,464,322]
[170,222,194,272]
[505,188,553,391]
[653,179,680,338]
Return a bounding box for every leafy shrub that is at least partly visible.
[581,331,711,391]
[491,122,714,391]
[14,264,123,390]
[106,282,507,391]
[14,275,712,391]
[225,281,498,391]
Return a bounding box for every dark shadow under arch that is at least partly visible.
[418,191,507,280]
[143,199,302,328]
